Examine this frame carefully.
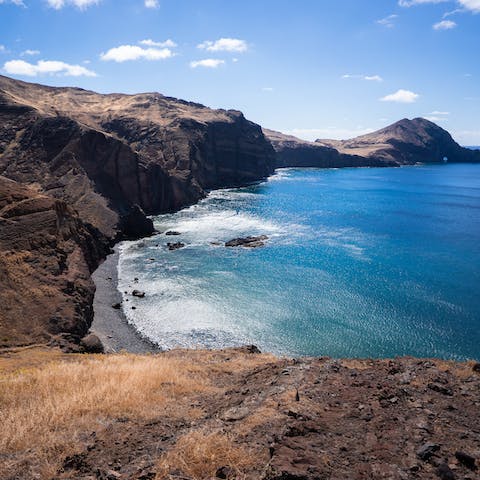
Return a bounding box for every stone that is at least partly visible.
[215,466,235,479]
[225,235,268,248]
[167,242,185,251]
[428,383,453,396]
[80,334,104,354]
[436,463,456,480]
[455,451,477,470]
[111,303,122,310]
[416,442,440,461]
[132,290,145,298]
[165,231,181,236]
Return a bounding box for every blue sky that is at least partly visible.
[1,0,479,144]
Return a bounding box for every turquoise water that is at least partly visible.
[118,164,480,360]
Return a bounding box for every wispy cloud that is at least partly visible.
[0,0,25,6]
[46,0,100,9]
[21,49,40,56]
[190,59,225,69]
[376,14,398,27]
[197,38,248,53]
[342,74,383,82]
[100,44,175,62]
[424,111,449,122]
[262,87,274,92]
[399,0,480,13]
[380,89,420,103]
[144,0,158,8]
[139,39,176,48]
[287,127,375,142]
[3,59,97,76]
[433,19,457,29]
[398,0,448,6]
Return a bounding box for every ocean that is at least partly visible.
[118,163,480,360]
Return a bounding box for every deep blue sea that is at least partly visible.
[118,164,480,360]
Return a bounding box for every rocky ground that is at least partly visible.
[1,347,479,480]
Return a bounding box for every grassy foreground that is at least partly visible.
[0,347,272,479]
[1,347,479,480]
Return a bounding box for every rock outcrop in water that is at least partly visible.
[0,75,275,348]
[0,176,109,348]
[265,118,480,168]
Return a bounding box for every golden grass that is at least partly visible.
[0,353,212,478]
[156,429,257,480]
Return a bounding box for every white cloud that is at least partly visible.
[399,0,480,12]
[139,39,176,48]
[101,45,174,62]
[380,89,420,103]
[197,38,248,53]
[425,116,448,121]
[46,0,100,9]
[376,14,398,27]
[21,49,40,56]
[0,0,25,5]
[458,0,480,12]
[0,45,5,53]
[433,19,457,29]
[399,0,448,6]
[190,59,225,69]
[452,130,480,144]
[342,74,383,82]
[144,0,158,7]
[3,59,97,76]
[429,110,450,115]
[262,87,274,92]
[287,127,375,142]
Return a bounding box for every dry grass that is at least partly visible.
[156,429,257,480]
[0,353,212,478]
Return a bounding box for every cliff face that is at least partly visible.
[0,75,275,348]
[265,119,480,168]
[0,75,275,239]
[0,176,109,347]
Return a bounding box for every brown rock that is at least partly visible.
[80,334,104,354]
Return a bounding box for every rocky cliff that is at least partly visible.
[0,176,109,347]
[0,75,275,348]
[0,75,275,240]
[265,118,480,168]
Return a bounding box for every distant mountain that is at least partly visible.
[265,118,480,168]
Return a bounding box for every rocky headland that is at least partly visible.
[265,118,480,168]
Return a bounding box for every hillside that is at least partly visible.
[0,75,275,240]
[265,118,480,168]
[1,347,479,480]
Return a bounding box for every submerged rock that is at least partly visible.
[167,242,185,251]
[225,235,268,248]
[165,230,182,236]
[132,290,146,298]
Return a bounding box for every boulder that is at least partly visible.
[167,242,185,251]
[225,235,268,248]
[80,334,104,354]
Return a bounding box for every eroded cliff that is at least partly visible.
[0,176,109,347]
